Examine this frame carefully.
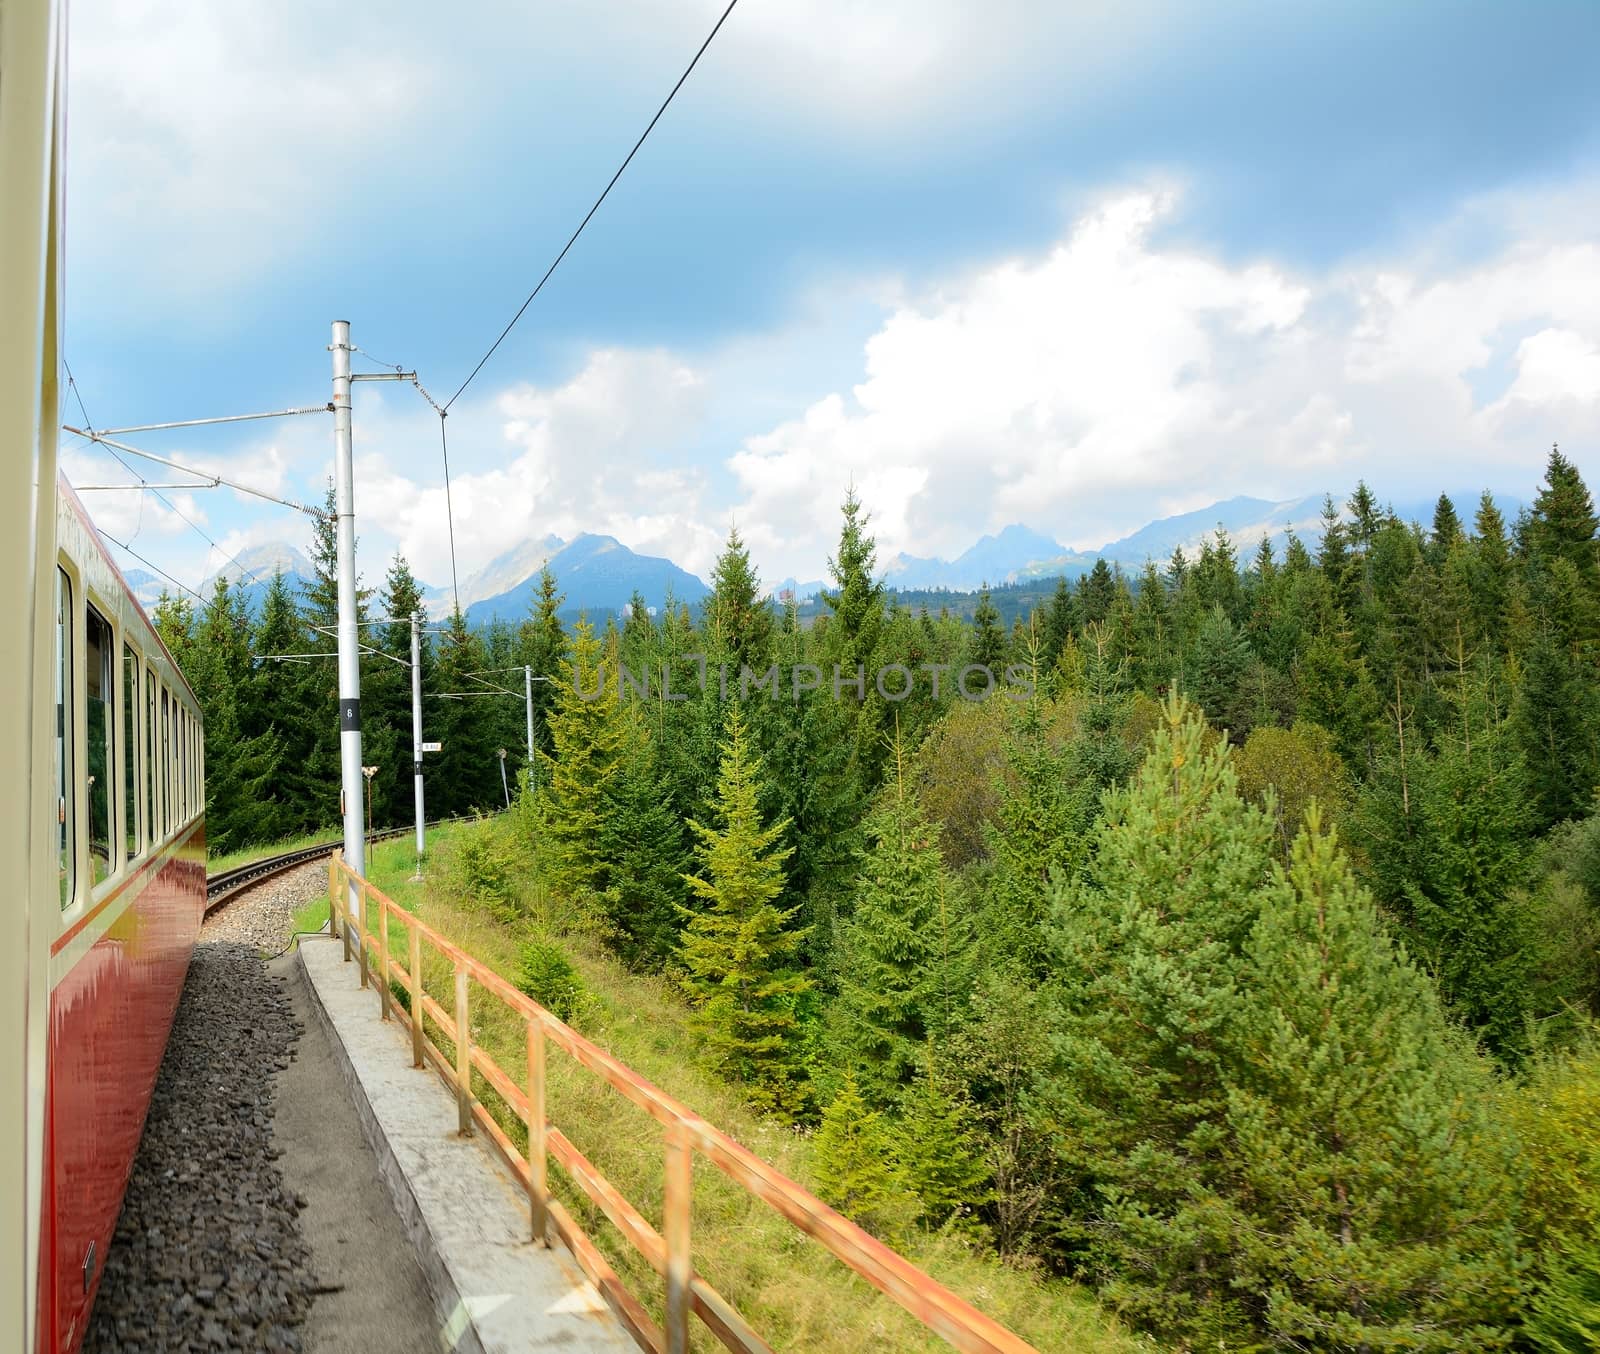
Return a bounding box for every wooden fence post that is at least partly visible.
[454,962,472,1136]
[526,1017,548,1245]
[358,879,370,989]
[663,1121,693,1354]
[338,861,352,965]
[378,892,391,1021]
[409,926,425,1068]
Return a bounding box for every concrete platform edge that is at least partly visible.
[295,938,487,1354]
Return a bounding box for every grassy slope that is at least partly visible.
[358,823,1149,1354]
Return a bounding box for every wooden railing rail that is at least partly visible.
[327,852,1037,1354]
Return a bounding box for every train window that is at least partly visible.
[85,605,114,887]
[123,649,141,861]
[56,569,73,909]
[146,671,157,842]
[160,688,170,835]
[175,709,183,822]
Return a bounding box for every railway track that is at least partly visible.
[204,822,468,916]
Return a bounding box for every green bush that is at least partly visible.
[516,938,585,1023]
[1527,1234,1600,1353]
[446,826,522,921]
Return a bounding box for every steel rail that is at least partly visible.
[204,816,480,915]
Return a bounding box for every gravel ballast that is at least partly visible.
[83,863,332,1354]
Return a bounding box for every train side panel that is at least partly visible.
[47,828,204,1351]
[47,489,206,1354]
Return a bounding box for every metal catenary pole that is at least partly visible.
[412,612,426,869]
[331,321,367,929]
[524,665,535,779]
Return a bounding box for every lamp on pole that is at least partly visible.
[361,765,378,855]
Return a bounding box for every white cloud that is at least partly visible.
[721,184,1600,579]
[1499,329,1600,408]
[348,348,723,589]
[92,177,1600,598]
[69,0,430,302]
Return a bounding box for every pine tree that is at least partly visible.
[835,736,970,1103]
[892,1055,991,1229]
[538,619,624,893]
[598,711,688,968]
[968,583,1005,672]
[1528,446,1600,585]
[1048,700,1522,1346]
[820,487,884,676]
[1430,492,1464,563]
[704,524,774,672]
[1358,680,1537,1063]
[813,1074,913,1240]
[1183,605,1255,737]
[678,704,810,1114]
[1046,695,1280,1342]
[1040,576,1077,670]
[1469,490,1512,653]
[1220,809,1522,1349]
[1078,557,1115,625]
[517,565,567,766]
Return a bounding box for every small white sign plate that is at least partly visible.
[421,741,442,753]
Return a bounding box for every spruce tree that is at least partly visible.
[835,735,969,1103]
[968,583,1005,672]
[1528,445,1600,584]
[244,570,319,832]
[1183,605,1255,737]
[1358,681,1536,1063]
[517,565,567,765]
[1040,576,1077,669]
[1078,558,1115,625]
[1221,809,1522,1349]
[820,487,884,676]
[891,1054,991,1230]
[1046,695,1279,1342]
[1469,490,1512,652]
[538,619,624,893]
[813,1074,913,1240]
[1430,491,1464,563]
[678,704,810,1114]
[1048,700,1522,1346]
[598,710,688,968]
[704,524,774,672]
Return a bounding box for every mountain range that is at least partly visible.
[126,488,1523,625]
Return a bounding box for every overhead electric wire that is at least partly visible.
[438,416,462,621]
[63,363,286,597]
[441,0,739,412]
[94,529,208,606]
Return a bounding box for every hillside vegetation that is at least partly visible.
[167,450,1600,1348]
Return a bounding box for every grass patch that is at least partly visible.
[207,826,342,876]
[358,823,1150,1354]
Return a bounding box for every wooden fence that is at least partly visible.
[327,853,1038,1354]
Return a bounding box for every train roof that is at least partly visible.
[57,475,202,712]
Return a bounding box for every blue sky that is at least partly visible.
[61,0,1600,595]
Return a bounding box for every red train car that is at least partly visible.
[44,488,207,1353]
[2,4,207,1349]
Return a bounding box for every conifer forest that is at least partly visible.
[161,450,1600,1351]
